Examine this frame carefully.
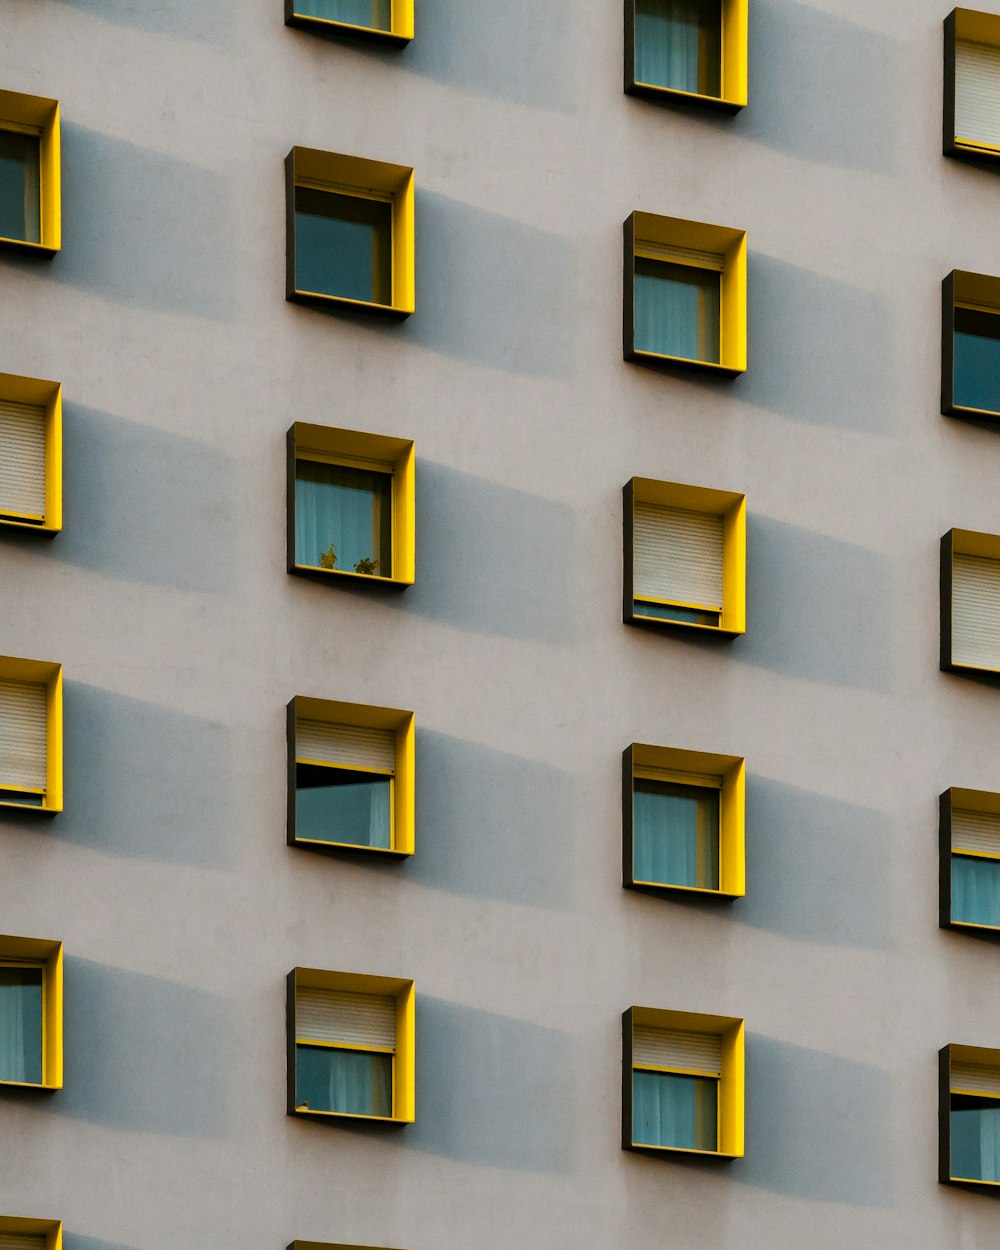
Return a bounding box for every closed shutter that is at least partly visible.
[952,554,1000,670]
[0,399,45,519]
[952,1060,1000,1096]
[956,40,1000,149]
[0,1235,47,1250]
[296,718,395,771]
[634,503,724,607]
[636,240,725,270]
[0,679,47,791]
[952,807,1000,856]
[633,1026,722,1074]
[297,987,396,1050]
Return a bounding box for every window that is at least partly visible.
[624,743,745,899]
[0,936,62,1091]
[940,788,1000,932]
[945,9,1000,164]
[941,528,1000,676]
[0,1218,62,1250]
[0,373,62,534]
[287,422,415,587]
[942,270,1000,422]
[623,477,746,636]
[287,968,414,1124]
[287,696,414,857]
[940,1044,1000,1188]
[625,0,747,111]
[286,147,414,318]
[0,656,62,813]
[285,0,413,45]
[624,212,746,375]
[0,89,60,255]
[623,1007,743,1158]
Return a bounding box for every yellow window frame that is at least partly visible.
[0,936,62,1090]
[625,0,748,112]
[945,9,1000,163]
[0,89,60,255]
[0,1217,62,1250]
[940,528,1000,677]
[940,1043,1000,1188]
[0,655,63,814]
[940,786,1000,932]
[0,372,62,534]
[285,0,414,47]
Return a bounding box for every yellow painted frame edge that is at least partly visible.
[0,372,62,533]
[0,91,60,255]
[0,656,62,813]
[624,0,748,112]
[0,935,62,1090]
[0,1216,63,1249]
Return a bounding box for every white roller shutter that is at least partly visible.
[633,1026,722,1073]
[0,1235,48,1250]
[634,503,724,608]
[952,807,1000,855]
[637,240,725,270]
[952,554,1000,670]
[956,40,1000,149]
[296,718,395,771]
[297,987,396,1049]
[952,1060,1000,1096]
[0,679,47,792]
[0,399,45,519]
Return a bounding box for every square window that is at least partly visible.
[624,744,744,899]
[945,9,1000,164]
[624,212,746,375]
[942,270,1000,422]
[0,372,62,534]
[940,788,1000,932]
[287,968,415,1125]
[285,0,413,46]
[287,696,414,857]
[0,89,60,255]
[286,147,414,318]
[941,529,1000,677]
[623,1007,743,1158]
[940,1044,1000,1188]
[0,936,62,1091]
[0,656,62,813]
[0,1218,62,1250]
[625,0,747,112]
[624,477,746,637]
[287,423,414,587]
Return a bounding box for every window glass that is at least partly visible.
[634,259,721,363]
[295,460,392,576]
[296,764,392,849]
[951,1095,1000,1182]
[634,779,720,889]
[954,306,1000,414]
[634,601,720,627]
[952,854,1000,928]
[0,130,41,245]
[294,187,392,305]
[294,0,391,29]
[295,1045,392,1116]
[633,1069,718,1150]
[635,0,722,97]
[0,966,43,1084]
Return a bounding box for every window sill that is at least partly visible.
[944,401,1000,423]
[0,235,58,257]
[625,80,745,113]
[949,137,1000,162]
[290,1105,411,1126]
[0,515,58,535]
[289,562,412,589]
[625,346,744,378]
[0,798,57,815]
[627,609,744,639]
[288,286,412,320]
[0,1077,58,1091]
[627,878,742,902]
[291,835,411,860]
[285,10,411,46]
[627,1140,739,1160]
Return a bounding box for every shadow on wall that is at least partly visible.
[735,514,893,692]
[406,996,574,1171]
[408,730,574,908]
[65,1238,143,1250]
[52,0,228,43]
[55,958,228,1138]
[737,1034,892,1207]
[399,461,577,645]
[739,777,893,950]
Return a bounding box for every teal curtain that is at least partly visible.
[633,780,720,889]
[0,967,43,1084]
[0,130,40,244]
[295,460,391,575]
[633,1070,718,1150]
[634,0,722,96]
[634,260,721,363]
[294,187,392,304]
[296,1045,392,1116]
[954,308,1000,414]
[294,0,391,30]
[296,764,392,849]
[952,1100,1000,1182]
[952,855,1000,928]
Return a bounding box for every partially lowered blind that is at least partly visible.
[0,679,47,791]
[952,1060,1000,1096]
[637,240,725,270]
[634,503,723,607]
[956,39,1000,148]
[952,554,1000,670]
[0,399,45,519]
[953,807,1000,856]
[633,1026,722,1074]
[0,1235,48,1250]
[296,718,395,771]
[297,987,396,1050]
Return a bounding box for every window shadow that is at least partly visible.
[51,0,229,43]
[65,1239,142,1250]
[735,1034,892,1206]
[407,730,574,908]
[739,777,893,950]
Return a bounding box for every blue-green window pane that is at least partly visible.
[294,187,392,305]
[635,0,722,97]
[0,967,43,1084]
[951,1097,1000,1182]
[634,259,721,363]
[295,1045,392,1116]
[295,460,392,575]
[633,1069,718,1150]
[0,130,41,245]
[634,779,720,889]
[296,764,392,849]
[952,855,1000,928]
[954,307,1000,415]
[634,601,720,626]
[294,0,391,30]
